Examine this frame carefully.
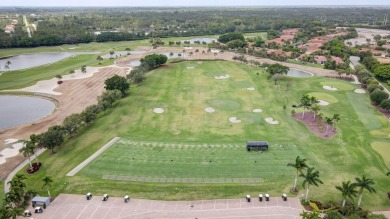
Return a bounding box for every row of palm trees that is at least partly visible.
[287,156,376,209]
[1,174,53,219]
[298,94,341,135]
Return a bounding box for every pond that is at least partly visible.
[287,69,313,78]
[0,52,99,71]
[101,50,146,59]
[181,38,217,44]
[0,95,56,130]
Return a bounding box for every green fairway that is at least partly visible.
[16,60,390,210]
[371,141,390,168]
[0,54,107,90]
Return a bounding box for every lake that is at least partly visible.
[0,52,98,71]
[0,95,56,130]
[287,69,313,78]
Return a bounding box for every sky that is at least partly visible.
[0,0,390,7]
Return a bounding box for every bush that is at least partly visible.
[360,76,372,84]
[368,80,379,85]
[370,89,389,105]
[380,99,390,111]
[323,211,343,219]
[367,84,381,93]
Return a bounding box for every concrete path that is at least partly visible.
[4,148,45,193]
[19,194,304,219]
[66,137,120,176]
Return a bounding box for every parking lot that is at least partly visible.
[21,193,304,219]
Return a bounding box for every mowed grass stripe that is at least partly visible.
[18,61,390,209]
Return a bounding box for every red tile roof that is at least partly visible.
[331,56,344,64]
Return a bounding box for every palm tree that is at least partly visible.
[300,211,321,219]
[19,144,33,171]
[325,117,333,136]
[81,65,87,74]
[332,113,340,131]
[311,104,320,120]
[42,176,53,198]
[189,51,193,60]
[335,181,358,208]
[29,134,40,163]
[354,175,376,208]
[287,156,308,192]
[6,60,11,70]
[109,51,115,59]
[96,56,103,64]
[300,167,323,202]
[299,95,311,119]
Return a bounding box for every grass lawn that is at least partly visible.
[0,54,108,90]
[0,181,4,206]
[16,61,390,210]
[371,141,390,168]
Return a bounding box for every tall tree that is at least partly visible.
[325,117,333,135]
[104,75,130,96]
[42,176,53,198]
[354,175,376,208]
[81,65,87,74]
[300,167,323,202]
[299,95,311,119]
[96,56,103,64]
[287,156,308,192]
[109,51,115,59]
[19,144,34,171]
[332,113,340,131]
[335,181,358,208]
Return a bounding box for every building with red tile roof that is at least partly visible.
[314,55,327,65]
[331,56,344,64]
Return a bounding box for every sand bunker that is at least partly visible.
[265,117,279,124]
[228,117,241,123]
[211,49,220,53]
[354,89,366,94]
[68,47,77,50]
[215,75,230,80]
[9,66,105,95]
[318,100,329,106]
[323,86,338,91]
[247,87,255,91]
[187,67,195,69]
[183,47,193,49]
[153,108,165,114]
[197,62,202,64]
[252,109,263,113]
[0,139,24,165]
[204,107,215,113]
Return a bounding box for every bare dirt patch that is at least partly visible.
[0,66,128,178]
[292,112,337,139]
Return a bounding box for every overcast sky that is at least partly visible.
[1,0,390,7]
